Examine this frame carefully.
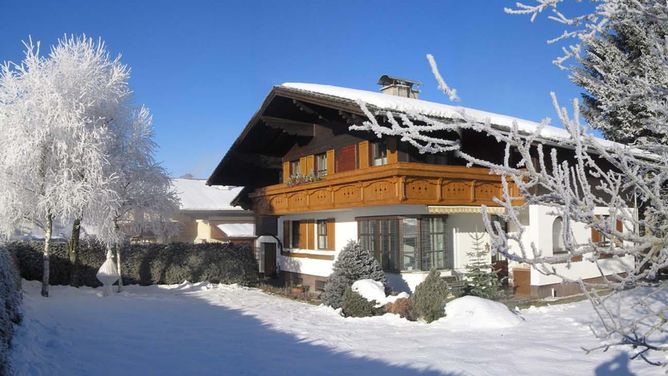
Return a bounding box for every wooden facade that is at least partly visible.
[250,160,518,215]
[206,85,523,216]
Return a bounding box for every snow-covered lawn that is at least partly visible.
[11,281,657,376]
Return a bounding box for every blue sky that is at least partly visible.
[0,0,586,179]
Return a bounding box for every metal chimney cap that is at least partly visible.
[377,75,421,88]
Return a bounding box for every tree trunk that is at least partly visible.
[68,217,82,287]
[41,213,53,297]
[113,220,124,293]
[115,244,123,293]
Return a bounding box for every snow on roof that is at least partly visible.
[216,223,255,238]
[172,178,244,211]
[279,82,614,147]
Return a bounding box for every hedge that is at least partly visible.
[0,246,22,375]
[7,241,259,288]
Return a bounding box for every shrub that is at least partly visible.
[0,247,22,375]
[411,269,449,323]
[384,298,413,320]
[7,240,258,287]
[463,233,503,299]
[322,240,388,309]
[341,287,379,318]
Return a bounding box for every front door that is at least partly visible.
[263,243,277,278]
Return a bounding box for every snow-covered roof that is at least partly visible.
[279,82,610,147]
[172,179,244,211]
[216,223,255,238]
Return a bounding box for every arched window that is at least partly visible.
[552,217,565,254]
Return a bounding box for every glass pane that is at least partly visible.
[402,218,417,271]
[316,154,327,177]
[431,217,445,232]
[291,221,300,248]
[290,160,300,176]
[372,142,388,166]
[422,217,447,270]
[388,219,399,271]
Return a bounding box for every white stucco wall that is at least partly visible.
[506,205,635,286]
[445,214,492,272]
[274,203,635,290]
[277,206,493,289]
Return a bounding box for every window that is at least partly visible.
[421,217,446,270]
[552,217,565,254]
[315,153,327,177]
[291,220,300,248]
[371,141,388,166]
[358,216,447,272]
[290,160,301,176]
[284,218,335,251]
[592,215,624,259]
[317,220,327,249]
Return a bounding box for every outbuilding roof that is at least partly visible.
[172,178,244,211]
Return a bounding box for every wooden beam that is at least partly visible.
[261,116,314,137]
[292,99,330,123]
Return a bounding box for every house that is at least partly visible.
[170,178,255,246]
[206,77,634,297]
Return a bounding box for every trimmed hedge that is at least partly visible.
[8,241,259,287]
[0,246,22,375]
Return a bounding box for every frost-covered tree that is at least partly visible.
[571,0,668,144]
[350,0,668,363]
[0,38,118,296]
[322,240,388,309]
[96,107,180,292]
[42,35,133,286]
[0,35,178,295]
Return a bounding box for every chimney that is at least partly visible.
[377,75,420,99]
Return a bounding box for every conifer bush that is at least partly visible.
[322,240,388,309]
[0,247,22,375]
[411,269,449,323]
[341,287,379,318]
[463,233,503,300]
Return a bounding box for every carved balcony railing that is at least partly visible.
[249,162,520,215]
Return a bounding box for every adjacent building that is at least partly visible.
[171,178,255,246]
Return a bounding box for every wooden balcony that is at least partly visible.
[249,162,519,215]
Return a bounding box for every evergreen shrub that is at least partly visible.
[0,247,22,375]
[322,240,388,309]
[462,233,503,300]
[8,241,258,287]
[341,287,379,318]
[411,269,449,323]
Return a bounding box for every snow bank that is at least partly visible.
[352,279,409,307]
[442,296,522,330]
[10,280,660,375]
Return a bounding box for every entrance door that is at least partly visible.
[263,243,277,278]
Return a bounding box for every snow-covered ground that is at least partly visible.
[11,281,657,376]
